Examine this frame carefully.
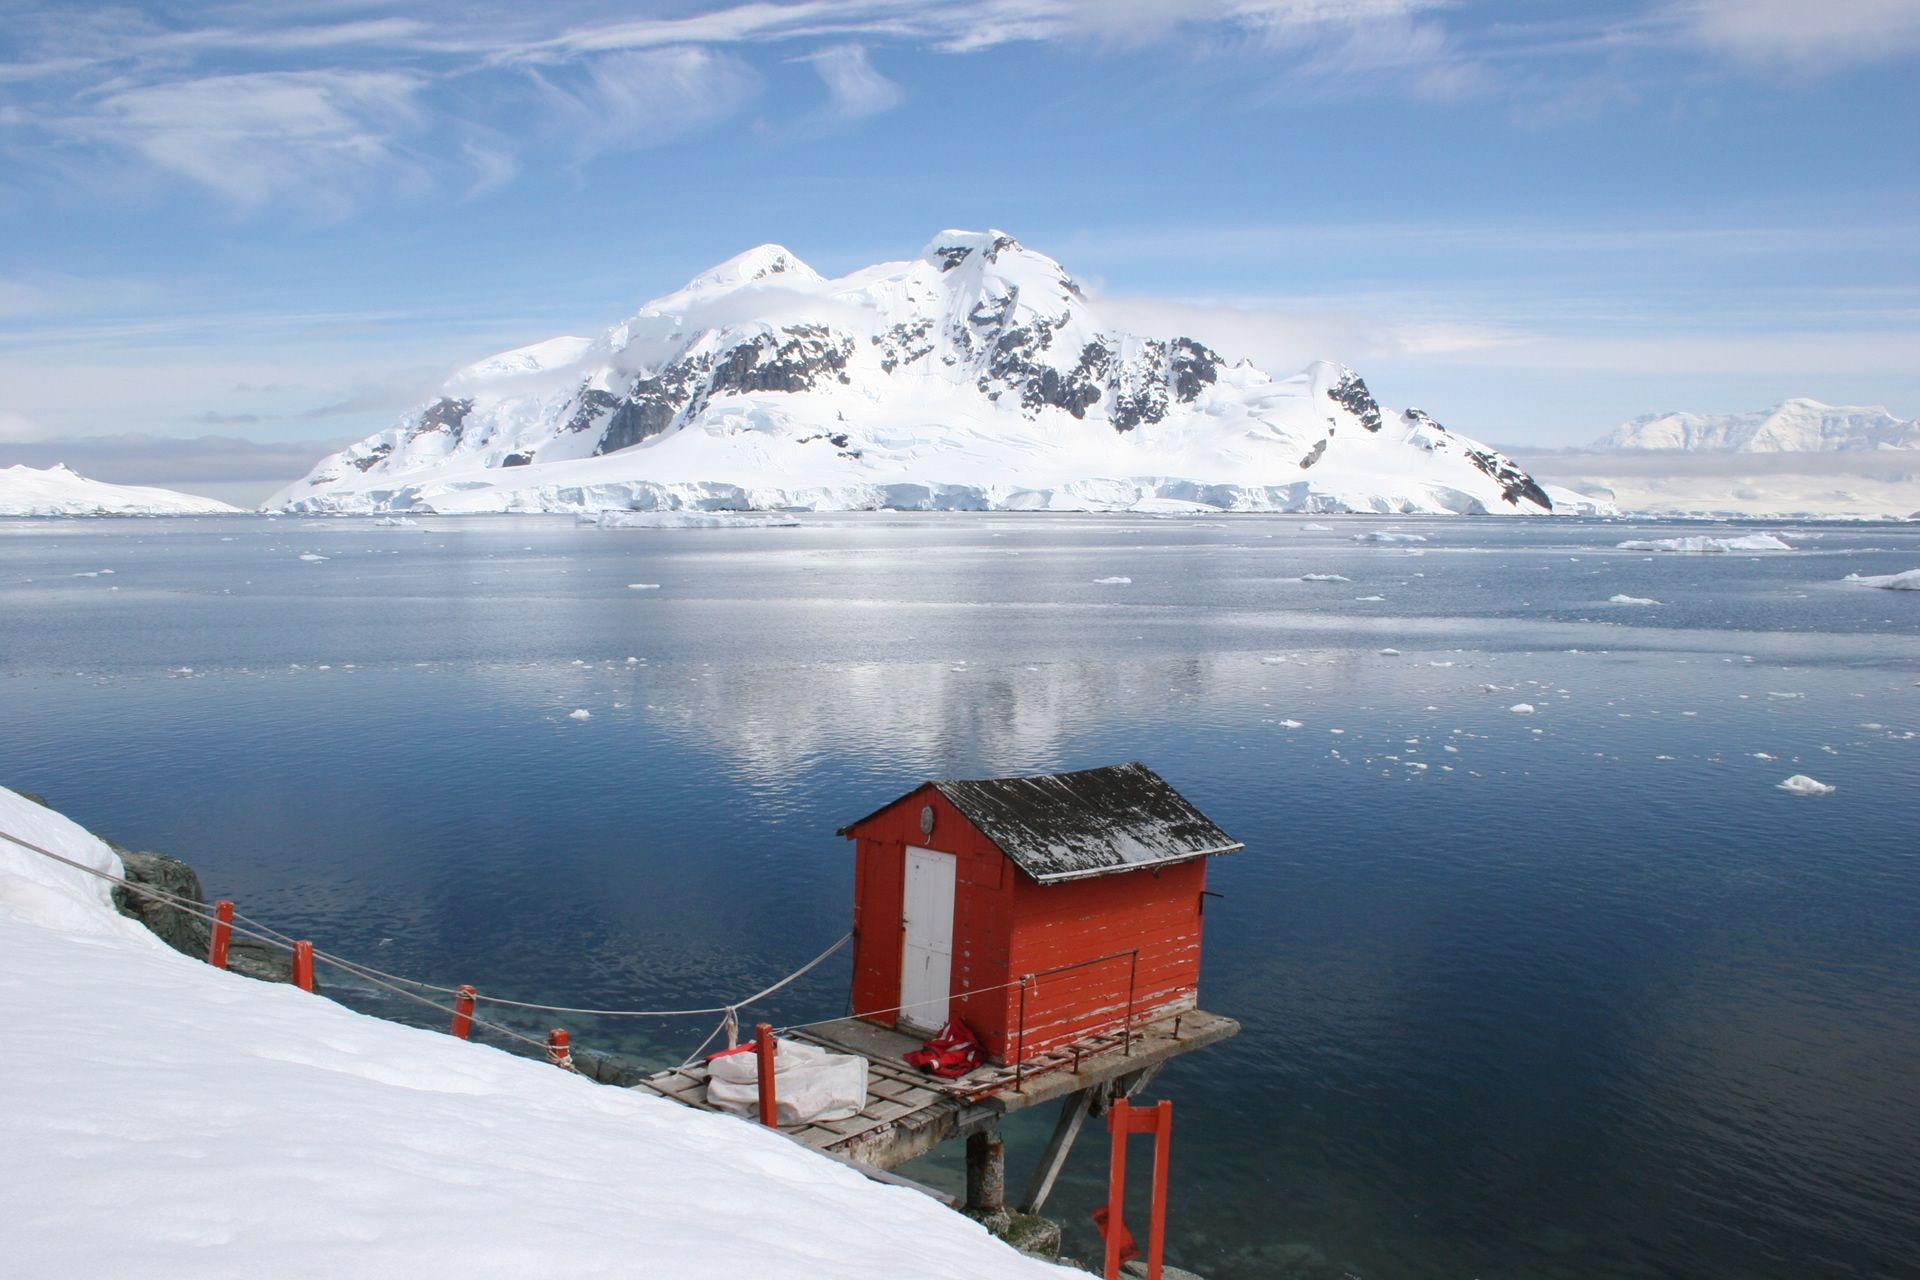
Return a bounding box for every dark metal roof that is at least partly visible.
[844,762,1241,884]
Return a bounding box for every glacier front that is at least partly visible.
[270,230,1601,517]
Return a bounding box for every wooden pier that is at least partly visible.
[635,1007,1237,1215]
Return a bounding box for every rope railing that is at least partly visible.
[0,825,850,1063]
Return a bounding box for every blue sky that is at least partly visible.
[2,0,1918,491]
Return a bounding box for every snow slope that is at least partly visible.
[1596,399,1919,452]
[0,785,1061,1279]
[271,230,1597,517]
[0,463,241,516]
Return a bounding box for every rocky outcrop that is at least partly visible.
[108,844,304,986]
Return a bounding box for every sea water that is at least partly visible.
[2,512,1915,1279]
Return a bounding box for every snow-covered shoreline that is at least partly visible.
[0,786,1061,1278]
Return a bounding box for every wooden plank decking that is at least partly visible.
[632,1009,1238,1171]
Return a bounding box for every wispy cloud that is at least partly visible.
[526,46,762,167]
[1674,0,1920,70]
[53,70,427,213]
[7,1,1911,216]
[788,43,905,129]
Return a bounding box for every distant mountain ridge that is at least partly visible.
[271,229,1604,516]
[0,463,240,516]
[1596,398,1919,452]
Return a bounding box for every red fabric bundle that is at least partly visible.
[903,1019,984,1079]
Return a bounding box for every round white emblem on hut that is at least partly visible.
[919,804,935,835]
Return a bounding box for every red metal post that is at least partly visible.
[755,1022,778,1127]
[1015,977,1029,1092]
[451,985,476,1040]
[1105,1097,1130,1279]
[207,899,234,969]
[291,940,315,991]
[1146,1101,1173,1280]
[1124,948,1138,1056]
[546,1028,574,1070]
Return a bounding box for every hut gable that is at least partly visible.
[930,762,1240,884]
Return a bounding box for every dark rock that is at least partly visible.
[571,1046,656,1087]
[405,397,474,443]
[1463,445,1552,510]
[350,442,393,472]
[108,846,303,985]
[111,849,206,954]
[500,451,534,467]
[1325,369,1384,432]
[1169,338,1222,401]
[999,1212,1063,1257]
[592,359,710,455]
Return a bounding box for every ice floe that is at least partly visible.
[1609,594,1660,605]
[1842,569,1920,591]
[1616,533,1792,553]
[595,510,802,530]
[1776,775,1835,796]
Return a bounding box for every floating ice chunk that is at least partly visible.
[1751,752,1775,760]
[567,709,592,721]
[1428,661,1454,668]
[1299,573,1350,583]
[1509,703,1536,714]
[1776,774,1834,796]
[1355,595,1386,602]
[1279,719,1304,728]
[374,516,417,526]
[1616,534,1791,553]
[1609,594,1660,605]
[596,510,799,529]
[1842,568,1920,590]
[1353,532,1428,544]
[1766,691,1805,700]
[1377,648,1401,656]
[626,583,662,590]
[297,553,328,562]
[625,656,639,664]
[1093,576,1132,585]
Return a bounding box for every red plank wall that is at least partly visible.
[846,787,1020,1057]
[1005,857,1207,1058]
[845,789,1210,1064]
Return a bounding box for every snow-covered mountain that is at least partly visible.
[1597,399,1919,452]
[0,463,241,516]
[271,230,1600,516]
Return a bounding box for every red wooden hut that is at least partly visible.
[838,763,1242,1066]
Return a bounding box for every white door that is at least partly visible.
[900,846,957,1033]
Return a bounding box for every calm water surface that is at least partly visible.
[2,513,1916,1279]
